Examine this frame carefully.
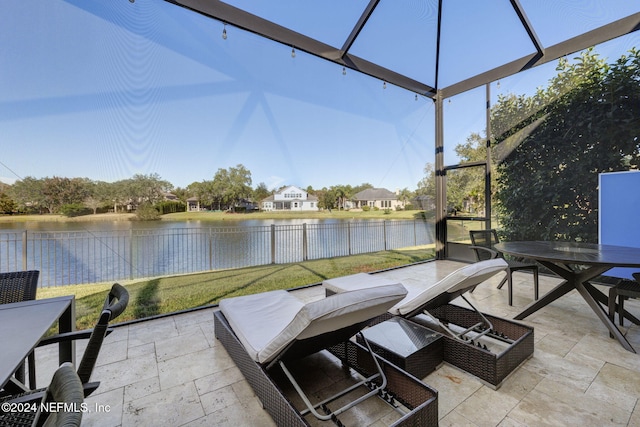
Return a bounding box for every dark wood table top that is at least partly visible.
[494,241,640,268]
[0,295,74,389]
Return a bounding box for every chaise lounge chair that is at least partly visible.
[324,259,509,344]
[324,259,535,388]
[214,283,440,426]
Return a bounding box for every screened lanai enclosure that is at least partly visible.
[2,1,640,280]
[156,0,640,261]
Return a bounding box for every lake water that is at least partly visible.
[0,218,435,287]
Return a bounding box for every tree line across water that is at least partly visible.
[0,164,415,219]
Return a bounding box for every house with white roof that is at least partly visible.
[261,185,318,211]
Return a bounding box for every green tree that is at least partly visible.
[333,185,351,210]
[397,188,413,209]
[0,191,16,214]
[316,187,336,210]
[253,182,271,205]
[227,164,253,209]
[37,177,90,214]
[8,177,45,213]
[209,164,253,211]
[127,173,172,208]
[448,133,488,215]
[135,202,160,221]
[416,163,436,198]
[495,48,640,242]
[83,180,112,214]
[352,183,374,195]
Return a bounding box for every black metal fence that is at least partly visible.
[0,220,435,287]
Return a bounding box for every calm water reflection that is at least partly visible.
[0,218,435,286]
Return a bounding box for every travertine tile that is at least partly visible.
[95,337,129,366]
[123,382,204,426]
[592,362,640,396]
[585,379,637,413]
[127,317,178,347]
[439,409,479,426]
[521,348,601,392]
[492,365,543,401]
[83,387,124,427]
[91,351,158,393]
[509,382,630,427]
[157,347,223,390]
[455,386,520,426]
[422,364,483,419]
[127,341,155,359]
[124,376,160,402]
[199,384,240,415]
[194,365,244,395]
[183,400,276,427]
[535,331,577,357]
[154,328,210,362]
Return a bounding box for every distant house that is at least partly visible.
[261,185,318,211]
[235,198,258,212]
[164,192,179,201]
[187,197,201,212]
[352,188,403,210]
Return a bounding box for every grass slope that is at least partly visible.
[38,247,434,330]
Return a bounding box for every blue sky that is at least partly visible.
[1,0,639,192]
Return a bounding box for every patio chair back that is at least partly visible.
[469,229,539,305]
[0,270,39,304]
[77,283,129,384]
[469,230,502,261]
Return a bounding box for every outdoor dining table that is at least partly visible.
[494,241,640,353]
[0,295,75,391]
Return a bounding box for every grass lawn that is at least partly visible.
[37,247,435,330]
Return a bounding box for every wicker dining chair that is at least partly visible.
[37,283,129,396]
[0,283,129,404]
[0,270,40,388]
[469,230,539,306]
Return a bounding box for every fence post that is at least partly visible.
[383,221,388,251]
[414,220,417,246]
[271,224,276,264]
[347,222,352,255]
[129,229,134,280]
[209,228,213,271]
[302,223,308,261]
[22,230,28,271]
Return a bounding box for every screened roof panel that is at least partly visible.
[437,0,537,88]
[348,0,439,87]
[519,0,640,48]
[78,0,640,100]
[220,0,369,49]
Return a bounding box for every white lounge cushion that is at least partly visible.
[219,284,407,364]
[323,273,401,294]
[389,258,508,316]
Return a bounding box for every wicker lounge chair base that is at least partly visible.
[214,311,439,426]
[411,304,534,389]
